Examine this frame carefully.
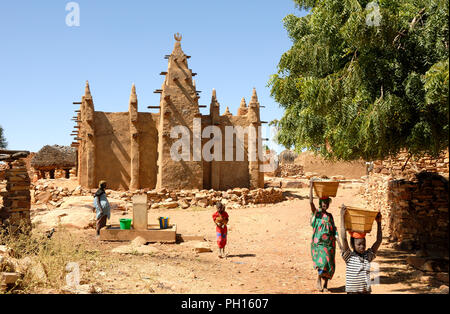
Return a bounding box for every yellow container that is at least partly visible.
[313,181,340,198]
[344,206,379,234]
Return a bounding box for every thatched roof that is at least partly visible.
[31,145,76,169]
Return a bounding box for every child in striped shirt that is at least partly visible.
[339,206,382,294]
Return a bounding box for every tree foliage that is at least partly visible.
[0,125,7,149]
[269,0,449,161]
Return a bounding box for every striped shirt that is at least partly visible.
[342,248,376,293]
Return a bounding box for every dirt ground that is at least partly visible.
[31,185,447,294]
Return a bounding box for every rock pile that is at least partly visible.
[147,187,285,209]
[30,181,285,210]
[279,164,304,178]
[1,245,46,293]
[32,183,87,207]
[1,244,100,294]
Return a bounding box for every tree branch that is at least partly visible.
[393,7,426,49]
[409,8,426,30]
[401,152,412,172]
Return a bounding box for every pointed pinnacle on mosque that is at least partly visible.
[85,81,92,98]
[129,83,137,103]
[211,89,220,106]
[240,97,247,108]
[249,88,259,107]
[210,88,220,111]
[252,88,258,101]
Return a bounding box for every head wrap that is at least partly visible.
[349,231,366,239]
[319,197,332,208]
[98,180,107,188]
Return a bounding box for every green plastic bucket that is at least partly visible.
[120,218,132,230]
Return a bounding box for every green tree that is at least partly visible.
[269,0,449,161]
[0,125,7,149]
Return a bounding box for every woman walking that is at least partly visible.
[309,179,340,292]
[94,180,111,237]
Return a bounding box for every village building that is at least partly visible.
[73,34,265,191]
[31,145,76,180]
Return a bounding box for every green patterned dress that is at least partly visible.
[311,210,337,279]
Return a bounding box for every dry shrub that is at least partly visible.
[1,223,97,294]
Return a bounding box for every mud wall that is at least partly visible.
[93,112,158,191]
[137,113,159,190]
[295,152,366,179]
[211,115,251,190]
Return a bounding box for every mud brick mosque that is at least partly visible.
[73,34,265,191]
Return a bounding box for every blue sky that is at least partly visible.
[0,0,306,153]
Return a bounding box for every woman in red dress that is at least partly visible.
[212,202,229,258]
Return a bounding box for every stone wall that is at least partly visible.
[30,182,285,210]
[363,150,449,252]
[279,164,304,178]
[372,150,449,179]
[147,187,284,210]
[0,163,6,181]
[0,160,31,231]
[387,175,448,252]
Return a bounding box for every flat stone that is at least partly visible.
[0,272,20,285]
[0,245,10,255]
[178,200,190,209]
[161,201,178,209]
[131,236,147,246]
[193,242,212,253]
[438,285,449,294]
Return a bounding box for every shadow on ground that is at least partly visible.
[283,190,307,200]
[375,245,447,293]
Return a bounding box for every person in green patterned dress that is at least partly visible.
[309,179,342,292]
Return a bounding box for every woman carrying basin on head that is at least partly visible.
[309,178,341,292]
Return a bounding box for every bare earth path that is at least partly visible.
[56,186,445,294]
